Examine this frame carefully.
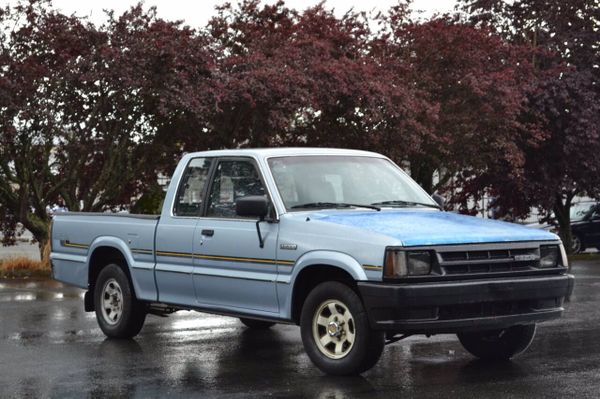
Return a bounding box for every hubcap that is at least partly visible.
[101,278,123,325]
[312,299,356,359]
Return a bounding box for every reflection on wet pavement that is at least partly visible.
[1,261,600,398]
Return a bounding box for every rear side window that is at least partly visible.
[174,158,212,216]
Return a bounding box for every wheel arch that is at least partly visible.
[87,238,139,299]
[288,251,368,324]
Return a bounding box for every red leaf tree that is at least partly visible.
[0,1,216,255]
[373,8,535,195]
[457,0,600,249]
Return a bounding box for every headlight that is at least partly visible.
[539,245,560,268]
[384,250,432,278]
[407,251,432,275]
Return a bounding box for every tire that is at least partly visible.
[94,263,146,338]
[457,324,536,361]
[239,318,275,329]
[300,281,385,375]
[571,235,584,254]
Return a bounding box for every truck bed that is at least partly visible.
[51,212,160,295]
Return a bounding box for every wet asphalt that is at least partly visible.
[1,260,599,398]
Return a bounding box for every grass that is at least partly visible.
[569,252,600,262]
[0,257,51,279]
[0,241,51,279]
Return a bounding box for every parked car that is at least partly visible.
[528,201,600,254]
[571,202,600,253]
[50,148,573,375]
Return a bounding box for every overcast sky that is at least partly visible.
[25,0,458,27]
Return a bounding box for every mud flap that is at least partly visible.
[84,291,94,312]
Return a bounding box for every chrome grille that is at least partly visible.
[439,247,540,275]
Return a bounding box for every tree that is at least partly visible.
[207,1,420,153]
[458,0,600,249]
[375,9,534,195]
[0,1,215,256]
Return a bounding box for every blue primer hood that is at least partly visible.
[314,210,558,246]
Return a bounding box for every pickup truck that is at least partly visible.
[51,148,574,375]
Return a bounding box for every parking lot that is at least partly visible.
[1,259,599,398]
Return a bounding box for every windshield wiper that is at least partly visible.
[291,202,381,211]
[371,200,440,209]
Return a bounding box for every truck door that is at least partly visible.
[154,157,213,306]
[193,157,280,313]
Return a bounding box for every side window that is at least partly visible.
[174,158,212,216]
[207,160,266,218]
[268,159,299,206]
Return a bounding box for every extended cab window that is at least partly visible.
[174,157,212,216]
[207,160,266,218]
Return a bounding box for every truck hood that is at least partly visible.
[311,210,558,246]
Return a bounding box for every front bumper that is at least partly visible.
[358,274,574,333]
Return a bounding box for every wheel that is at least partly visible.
[457,324,536,360]
[239,318,275,329]
[300,281,385,375]
[94,264,146,338]
[571,235,584,254]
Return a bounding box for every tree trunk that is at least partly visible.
[553,193,574,255]
[22,217,50,263]
[37,237,49,265]
[410,159,435,194]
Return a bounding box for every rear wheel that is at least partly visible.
[300,281,385,375]
[94,264,146,338]
[571,235,584,254]
[239,318,275,329]
[457,324,536,360]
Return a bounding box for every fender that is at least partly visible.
[87,236,158,301]
[279,250,367,319]
[289,250,368,283]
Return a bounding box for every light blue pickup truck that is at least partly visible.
[51,148,573,375]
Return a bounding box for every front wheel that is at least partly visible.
[300,281,385,375]
[457,324,536,360]
[94,264,146,338]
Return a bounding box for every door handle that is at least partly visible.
[201,229,214,237]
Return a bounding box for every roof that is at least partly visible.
[181,147,385,160]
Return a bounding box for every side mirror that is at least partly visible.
[236,196,269,219]
[431,193,445,209]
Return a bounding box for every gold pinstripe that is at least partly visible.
[131,248,154,255]
[61,240,295,266]
[362,264,383,270]
[61,240,89,249]
[61,240,372,270]
[155,250,195,258]
[156,250,295,266]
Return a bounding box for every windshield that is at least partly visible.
[267,155,437,211]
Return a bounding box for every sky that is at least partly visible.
[13,0,458,27]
